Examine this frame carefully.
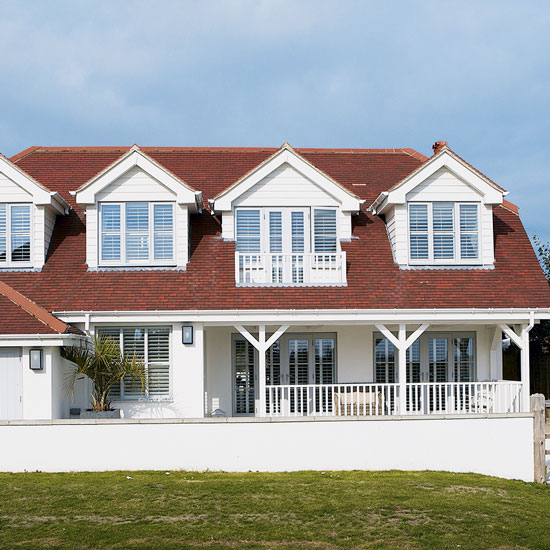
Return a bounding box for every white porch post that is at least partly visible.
[489,326,502,381]
[398,324,407,415]
[258,325,266,417]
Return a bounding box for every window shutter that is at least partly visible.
[153,204,174,260]
[432,203,454,259]
[290,211,305,253]
[269,211,282,253]
[459,204,479,259]
[0,205,6,263]
[236,210,261,253]
[454,337,474,382]
[313,209,336,253]
[375,338,395,383]
[429,338,448,382]
[409,204,429,260]
[101,204,121,261]
[126,203,149,261]
[314,338,335,384]
[147,328,170,396]
[122,328,146,397]
[10,205,31,262]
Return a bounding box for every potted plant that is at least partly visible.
[61,334,146,419]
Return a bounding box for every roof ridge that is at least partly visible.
[0,281,68,334]
[9,145,41,163]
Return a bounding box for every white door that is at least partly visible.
[0,348,23,420]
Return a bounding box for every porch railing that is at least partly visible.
[235,252,347,286]
[265,381,523,417]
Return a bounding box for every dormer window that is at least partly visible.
[0,204,31,266]
[100,202,175,265]
[408,202,479,264]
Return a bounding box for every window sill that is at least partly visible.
[90,265,185,272]
[111,397,173,404]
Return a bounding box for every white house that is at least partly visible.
[0,141,548,480]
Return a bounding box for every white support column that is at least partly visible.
[489,326,502,381]
[257,325,266,417]
[398,324,407,415]
[521,324,531,413]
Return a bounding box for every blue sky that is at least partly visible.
[1,0,549,242]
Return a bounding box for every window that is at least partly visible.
[313,209,337,253]
[99,203,174,265]
[408,202,479,263]
[98,326,171,400]
[0,204,31,266]
[236,209,261,253]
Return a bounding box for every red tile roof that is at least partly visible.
[0,145,547,313]
[0,281,70,334]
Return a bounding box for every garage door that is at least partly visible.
[0,348,22,420]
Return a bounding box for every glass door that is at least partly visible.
[233,338,256,416]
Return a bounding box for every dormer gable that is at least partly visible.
[369,144,506,269]
[0,153,69,270]
[212,143,362,212]
[74,145,202,208]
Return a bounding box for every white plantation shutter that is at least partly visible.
[454,337,474,382]
[375,338,395,383]
[126,203,149,261]
[459,204,479,259]
[101,204,121,261]
[234,339,255,414]
[314,338,335,384]
[236,210,261,253]
[313,209,336,253]
[0,205,6,263]
[98,326,171,400]
[147,328,170,396]
[432,203,454,259]
[291,211,305,253]
[406,338,421,383]
[429,338,448,382]
[269,211,282,253]
[409,204,429,260]
[10,205,31,262]
[153,204,174,260]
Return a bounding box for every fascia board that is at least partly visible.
[75,151,197,205]
[214,148,361,212]
[0,160,53,205]
[0,334,85,347]
[387,152,503,205]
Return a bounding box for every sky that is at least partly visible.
[1,0,549,243]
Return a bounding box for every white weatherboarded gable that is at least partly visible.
[370,148,504,268]
[75,146,202,208]
[213,144,361,212]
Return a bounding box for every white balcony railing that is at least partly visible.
[235,252,347,286]
[265,381,523,417]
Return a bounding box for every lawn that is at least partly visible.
[0,470,548,550]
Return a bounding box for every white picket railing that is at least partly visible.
[235,252,347,285]
[264,381,523,417]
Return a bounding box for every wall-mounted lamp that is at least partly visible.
[182,326,194,345]
[29,349,43,370]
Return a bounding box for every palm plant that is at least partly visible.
[61,334,146,412]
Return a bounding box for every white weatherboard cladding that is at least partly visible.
[406,167,482,202]
[44,206,57,259]
[234,164,340,208]
[0,172,33,201]
[0,416,535,481]
[96,166,176,202]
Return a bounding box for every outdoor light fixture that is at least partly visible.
[29,349,43,370]
[182,325,193,345]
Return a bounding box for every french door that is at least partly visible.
[232,333,336,416]
[266,208,309,284]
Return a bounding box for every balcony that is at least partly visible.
[235,252,347,286]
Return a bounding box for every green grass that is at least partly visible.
[0,470,549,550]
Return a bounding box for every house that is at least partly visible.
[0,140,548,479]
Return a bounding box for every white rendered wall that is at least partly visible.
[106,323,205,419]
[0,415,534,481]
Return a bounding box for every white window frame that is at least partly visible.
[97,326,172,402]
[98,202,176,267]
[234,206,340,254]
[0,203,33,268]
[407,202,482,265]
